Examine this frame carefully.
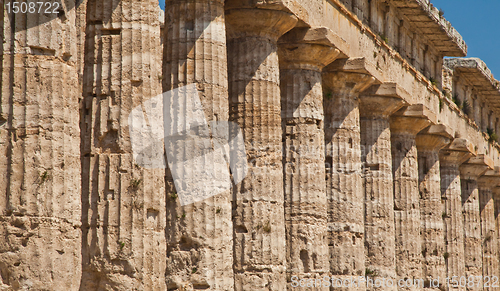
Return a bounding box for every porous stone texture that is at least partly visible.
[225,8,297,290]
[415,125,452,290]
[278,29,340,290]
[359,86,405,291]
[3,0,500,290]
[163,1,234,290]
[322,66,375,289]
[459,155,493,291]
[0,2,81,289]
[390,105,434,290]
[439,139,473,291]
[80,0,166,289]
[478,171,500,291]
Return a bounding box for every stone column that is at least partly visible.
[478,168,500,291]
[323,58,378,287]
[225,6,298,290]
[390,104,436,290]
[0,2,81,290]
[459,155,494,291]
[278,27,343,289]
[439,139,475,291]
[359,83,407,290]
[81,1,165,289]
[163,1,234,289]
[415,125,453,289]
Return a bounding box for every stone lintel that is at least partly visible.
[359,83,409,118]
[325,57,384,84]
[460,154,495,180]
[416,124,454,152]
[279,27,349,57]
[439,138,476,166]
[390,104,437,135]
[478,167,500,189]
[225,9,298,40]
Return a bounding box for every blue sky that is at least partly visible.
[158,0,499,79]
[424,0,500,78]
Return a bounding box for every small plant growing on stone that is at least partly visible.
[462,99,471,116]
[452,95,461,109]
[365,268,378,277]
[40,171,49,184]
[442,212,447,219]
[487,128,498,143]
[439,98,444,112]
[439,8,445,17]
[182,212,186,219]
[443,252,450,260]
[170,192,178,200]
[216,207,222,214]
[130,178,141,188]
[429,77,438,87]
[192,267,197,274]
[263,221,271,233]
[118,241,125,250]
[324,91,333,100]
[379,34,389,43]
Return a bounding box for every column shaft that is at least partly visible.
[323,68,375,287]
[459,155,493,291]
[359,88,406,290]
[81,1,166,289]
[279,35,340,289]
[416,126,453,289]
[390,105,435,290]
[226,8,297,290]
[0,3,81,290]
[478,173,500,291]
[163,1,234,289]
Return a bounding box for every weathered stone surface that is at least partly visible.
[162,1,234,290]
[323,58,376,289]
[477,169,500,291]
[390,104,436,290]
[279,27,341,290]
[460,155,494,291]
[439,138,475,291]
[0,2,81,290]
[80,0,166,289]
[226,8,297,290]
[416,125,453,290]
[359,83,407,291]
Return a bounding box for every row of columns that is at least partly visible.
[3,1,500,290]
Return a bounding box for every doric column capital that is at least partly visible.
[478,167,500,189]
[359,82,409,118]
[439,138,476,165]
[460,154,495,180]
[278,27,347,70]
[323,58,381,97]
[416,124,454,152]
[225,9,298,40]
[390,104,437,136]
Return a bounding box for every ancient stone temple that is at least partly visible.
[1,0,500,290]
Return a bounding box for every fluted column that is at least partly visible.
[415,125,453,289]
[81,1,165,289]
[163,1,234,289]
[459,155,494,291]
[359,83,407,290]
[439,139,475,291]
[478,169,500,291]
[390,104,436,290]
[278,27,342,290]
[323,58,378,287]
[0,2,81,290]
[225,7,298,290]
